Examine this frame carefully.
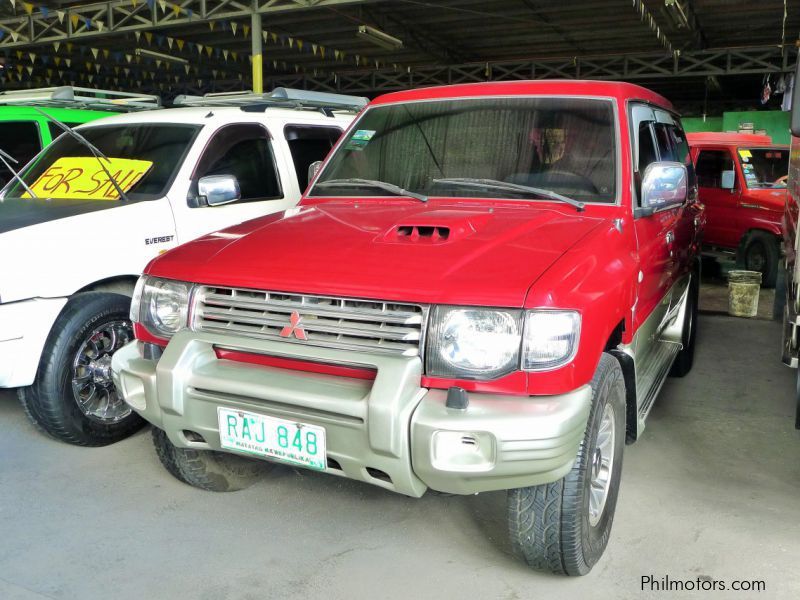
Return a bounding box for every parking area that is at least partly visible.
[1,312,797,600]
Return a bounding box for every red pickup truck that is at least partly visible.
[112,80,703,575]
[687,132,788,287]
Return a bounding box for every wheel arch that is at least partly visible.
[74,274,139,297]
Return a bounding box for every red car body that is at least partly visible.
[139,80,702,398]
[115,80,704,575]
[688,132,788,284]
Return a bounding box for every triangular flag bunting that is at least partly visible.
[53,41,60,52]
[22,3,33,16]
[209,21,215,31]
[297,39,303,51]
[125,54,133,63]
[184,64,190,74]
[26,65,33,75]
[103,49,109,58]
[54,56,61,66]
[135,31,141,42]
[65,58,71,67]
[91,48,99,59]
[288,37,294,48]
[70,14,79,28]
[222,49,229,60]
[231,22,237,36]
[271,32,277,43]
[56,10,65,24]
[167,37,173,49]
[28,52,36,63]
[312,43,318,55]
[96,20,104,31]
[172,3,180,17]
[205,46,212,57]
[158,0,166,13]
[176,39,184,50]
[243,24,249,38]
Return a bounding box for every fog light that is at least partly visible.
[431,430,495,472]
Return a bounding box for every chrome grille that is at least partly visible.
[192,286,428,357]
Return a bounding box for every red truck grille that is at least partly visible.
[192,286,428,357]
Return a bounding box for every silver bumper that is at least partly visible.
[112,330,592,497]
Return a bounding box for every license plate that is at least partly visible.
[217,407,326,471]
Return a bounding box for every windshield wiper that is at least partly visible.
[315,178,428,202]
[33,107,130,202]
[432,177,585,212]
[0,146,38,198]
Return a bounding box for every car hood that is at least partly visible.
[742,187,787,211]
[150,199,606,307]
[0,195,126,234]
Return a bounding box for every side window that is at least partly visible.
[284,125,342,190]
[695,150,734,188]
[653,123,678,162]
[638,122,658,174]
[0,121,41,186]
[193,123,282,203]
[47,122,83,142]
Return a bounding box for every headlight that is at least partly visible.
[426,307,522,379]
[522,311,581,371]
[131,276,193,339]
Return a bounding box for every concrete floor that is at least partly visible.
[1,314,799,599]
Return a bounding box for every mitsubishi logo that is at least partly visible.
[280,311,308,340]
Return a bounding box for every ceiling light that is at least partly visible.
[135,48,189,65]
[356,25,403,50]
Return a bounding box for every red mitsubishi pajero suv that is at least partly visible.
[112,81,703,575]
[688,132,788,287]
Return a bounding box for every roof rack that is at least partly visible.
[0,86,161,111]
[172,87,368,113]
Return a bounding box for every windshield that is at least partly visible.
[740,147,789,189]
[2,123,201,200]
[310,97,617,203]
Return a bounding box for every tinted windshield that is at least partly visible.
[310,97,616,203]
[2,123,201,200]
[740,147,789,189]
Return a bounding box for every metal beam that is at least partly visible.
[263,45,794,94]
[0,0,373,50]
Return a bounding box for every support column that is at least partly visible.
[251,8,263,93]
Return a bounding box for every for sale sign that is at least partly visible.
[23,156,153,200]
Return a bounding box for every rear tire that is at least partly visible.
[670,271,699,378]
[507,354,626,576]
[151,428,269,492]
[18,292,144,446]
[739,231,780,288]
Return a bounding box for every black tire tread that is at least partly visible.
[18,292,144,446]
[508,354,625,576]
[151,427,268,492]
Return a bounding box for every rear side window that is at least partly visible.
[696,150,734,188]
[284,125,342,190]
[0,121,41,186]
[46,122,84,142]
[193,123,282,202]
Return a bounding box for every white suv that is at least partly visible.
[0,88,361,446]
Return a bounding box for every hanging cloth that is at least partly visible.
[761,74,772,105]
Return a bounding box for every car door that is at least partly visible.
[694,147,739,248]
[631,104,677,356]
[175,122,298,242]
[652,113,698,281]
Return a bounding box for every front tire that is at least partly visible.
[507,354,626,576]
[739,231,780,288]
[18,292,144,446]
[151,428,269,492]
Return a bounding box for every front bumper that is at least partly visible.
[112,330,592,497]
[0,297,68,388]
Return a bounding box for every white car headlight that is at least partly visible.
[131,276,193,339]
[522,310,581,371]
[426,307,522,379]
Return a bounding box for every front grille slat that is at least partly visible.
[193,286,427,358]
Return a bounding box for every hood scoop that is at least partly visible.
[396,225,450,241]
[379,209,493,244]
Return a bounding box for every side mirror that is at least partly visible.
[197,174,240,206]
[637,161,688,217]
[307,160,323,185]
[721,169,736,190]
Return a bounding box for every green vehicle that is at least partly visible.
[0,87,160,187]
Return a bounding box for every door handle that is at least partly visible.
[666,231,675,244]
